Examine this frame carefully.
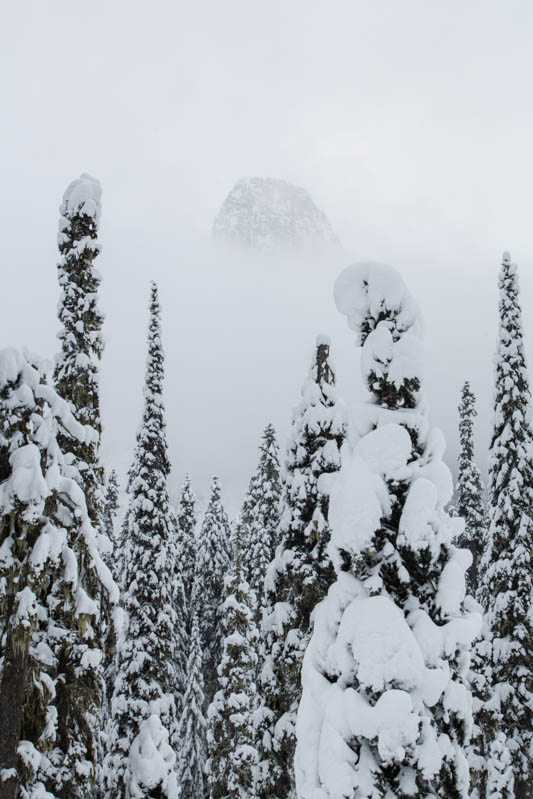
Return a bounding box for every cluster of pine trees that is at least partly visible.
[0,175,531,799]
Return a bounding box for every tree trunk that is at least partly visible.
[0,624,29,799]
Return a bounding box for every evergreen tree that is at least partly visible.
[52,176,115,790]
[195,477,232,709]
[103,470,120,544]
[102,469,121,580]
[468,620,514,799]
[258,336,346,799]
[207,534,258,799]
[295,264,480,799]
[456,382,486,593]
[177,475,197,605]
[0,348,117,799]
[107,283,183,799]
[239,424,282,601]
[479,253,533,799]
[176,605,207,799]
[53,173,105,530]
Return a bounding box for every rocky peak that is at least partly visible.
[213,177,339,252]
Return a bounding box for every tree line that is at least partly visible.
[0,174,531,799]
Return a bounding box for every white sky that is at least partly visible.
[2,0,533,512]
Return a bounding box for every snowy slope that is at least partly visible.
[212,177,340,252]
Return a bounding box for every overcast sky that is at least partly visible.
[2,0,533,512]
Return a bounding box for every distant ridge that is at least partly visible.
[213,177,340,252]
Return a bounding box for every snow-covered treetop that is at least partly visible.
[212,177,339,252]
[335,262,425,413]
[59,172,102,225]
[334,262,422,344]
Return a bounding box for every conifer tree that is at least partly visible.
[207,533,258,799]
[101,469,122,739]
[295,264,481,799]
[177,475,197,605]
[479,253,533,799]
[0,348,117,799]
[52,177,116,786]
[468,622,514,799]
[258,336,346,799]
[103,470,120,543]
[107,283,183,799]
[102,469,121,580]
[196,477,232,708]
[176,605,207,799]
[456,382,486,593]
[239,424,282,603]
[53,173,105,530]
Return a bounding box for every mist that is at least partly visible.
[3,0,533,512]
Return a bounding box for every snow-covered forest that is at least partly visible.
[0,172,531,799]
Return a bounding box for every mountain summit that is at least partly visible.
[212,177,339,252]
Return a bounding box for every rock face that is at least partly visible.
[213,177,339,252]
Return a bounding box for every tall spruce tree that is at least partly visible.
[468,619,515,799]
[101,469,121,729]
[295,264,481,799]
[107,283,183,799]
[177,475,197,605]
[176,604,207,799]
[103,470,120,542]
[207,533,258,799]
[456,382,486,593]
[239,424,282,602]
[53,173,105,530]
[177,604,207,799]
[195,477,232,709]
[480,253,533,799]
[52,176,115,788]
[258,336,346,799]
[0,349,117,799]
[102,469,121,580]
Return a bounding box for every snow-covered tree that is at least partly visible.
[468,617,514,799]
[196,477,232,708]
[102,469,121,580]
[239,423,282,601]
[107,283,183,799]
[100,469,124,749]
[0,348,117,799]
[295,263,481,799]
[53,173,105,530]
[52,177,117,781]
[479,253,533,798]
[176,605,207,799]
[103,470,120,545]
[207,533,258,799]
[455,382,486,593]
[126,716,179,799]
[177,475,197,605]
[258,336,346,799]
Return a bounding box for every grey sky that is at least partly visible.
[2,0,533,511]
